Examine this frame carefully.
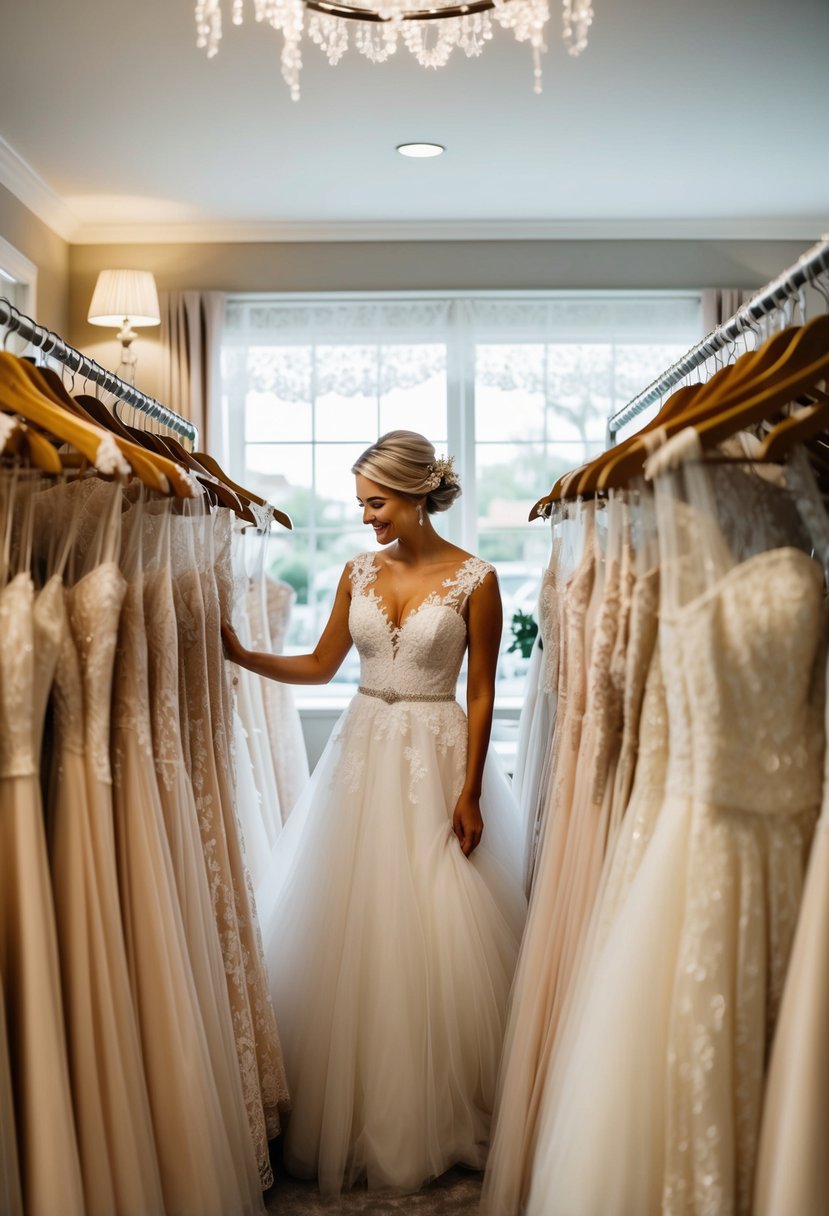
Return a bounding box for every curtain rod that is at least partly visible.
[606,235,829,442]
[0,297,198,447]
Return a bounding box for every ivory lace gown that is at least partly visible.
[172,507,288,1189]
[142,507,265,1213]
[481,508,596,1216]
[54,562,164,1216]
[0,572,85,1216]
[516,532,562,894]
[526,434,826,1216]
[753,449,829,1216]
[263,576,309,820]
[112,519,265,1216]
[255,552,526,1196]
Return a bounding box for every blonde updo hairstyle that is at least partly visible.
[352,430,462,514]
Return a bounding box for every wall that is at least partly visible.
[0,182,69,331]
[68,237,817,400]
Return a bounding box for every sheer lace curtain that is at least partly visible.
[701,288,752,333]
[222,297,451,407]
[160,290,225,448]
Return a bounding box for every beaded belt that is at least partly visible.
[358,686,455,706]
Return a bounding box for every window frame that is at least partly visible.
[221,288,703,707]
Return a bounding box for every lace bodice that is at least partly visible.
[68,563,127,785]
[0,573,34,778]
[348,552,494,699]
[663,548,825,816]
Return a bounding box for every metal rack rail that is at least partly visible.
[606,235,829,443]
[0,296,197,447]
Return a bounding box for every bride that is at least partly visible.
[222,430,527,1196]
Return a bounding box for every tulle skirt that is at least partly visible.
[256,694,527,1196]
[754,814,829,1216]
[526,788,815,1216]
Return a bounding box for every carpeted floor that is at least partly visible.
[264,1165,482,1215]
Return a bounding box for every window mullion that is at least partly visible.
[309,342,319,638]
[446,301,476,550]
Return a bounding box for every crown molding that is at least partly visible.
[71,216,829,246]
[0,136,79,242]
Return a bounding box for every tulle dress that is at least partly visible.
[255,551,527,1196]
[112,499,265,1216]
[0,568,85,1215]
[481,505,596,1216]
[753,448,829,1216]
[263,576,309,820]
[526,431,825,1216]
[515,530,561,895]
[55,550,165,1216]
[172,504,288,1189]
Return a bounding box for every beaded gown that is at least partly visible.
[255,551,527,1196]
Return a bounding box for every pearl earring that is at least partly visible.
[417,504,424,527]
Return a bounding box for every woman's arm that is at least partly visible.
[221,565,354,685]
[453,570,502,856]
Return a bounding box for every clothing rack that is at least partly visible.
[0,296,198,447]
[605,235,829,444]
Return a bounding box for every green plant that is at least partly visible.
[507,608,538,660]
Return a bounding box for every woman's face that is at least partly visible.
[355,473,418,546]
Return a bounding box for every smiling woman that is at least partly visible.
[221,429,527,1197]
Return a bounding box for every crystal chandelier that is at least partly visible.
[195,0,593,101]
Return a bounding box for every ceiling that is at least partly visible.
[1,0,827,242]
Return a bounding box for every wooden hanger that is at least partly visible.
[124,426,256,519]
[588,347,780,497]
[193,449,293,530]
[531,355,754,514]
[14,356,184,495]
[559,321,808,503]
[595,315,829,490]
[692,348,829,453]
[757,389,829,462]
[0,351,138,477]
[0,409,63,474]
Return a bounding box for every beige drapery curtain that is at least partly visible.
[159,291,225,450]
[701,288,753,334]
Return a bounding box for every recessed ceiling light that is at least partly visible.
[396,143,445,158]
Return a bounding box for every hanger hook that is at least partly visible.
[812,272,829,314]
[2,301,21,348]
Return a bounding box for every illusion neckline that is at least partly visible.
[358,551,479,637]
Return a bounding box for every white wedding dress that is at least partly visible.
[256,551,527,1196]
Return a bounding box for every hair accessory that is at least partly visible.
[425,453,457,490]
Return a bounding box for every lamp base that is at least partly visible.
[117,317,138,385]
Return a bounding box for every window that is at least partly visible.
[219,293,701,699]
[0,235,37,355]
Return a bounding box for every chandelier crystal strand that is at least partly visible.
[195,0,588,98]
[561,0,592,55]
[308,12,350,63]
[355,20,401,64]
[195,0,223,55]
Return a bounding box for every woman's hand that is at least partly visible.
[221,619,245,663]
[452,791,484,857]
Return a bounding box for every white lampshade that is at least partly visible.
[88,269,160,327]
